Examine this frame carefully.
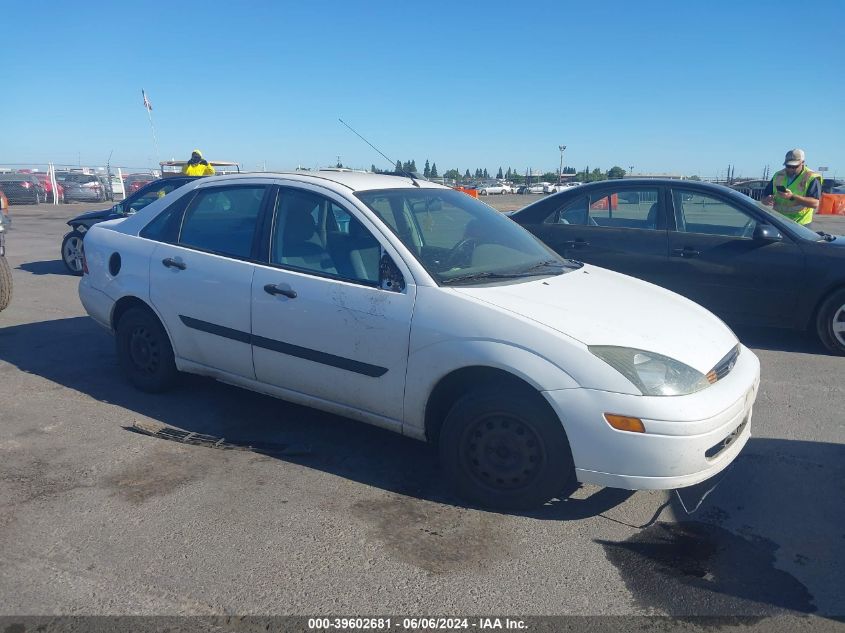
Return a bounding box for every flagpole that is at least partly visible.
[142,89,160,168]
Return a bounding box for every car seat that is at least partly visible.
[278,200,337,274]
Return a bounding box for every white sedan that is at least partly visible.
[79,171,759,510]
[478,182,512,195]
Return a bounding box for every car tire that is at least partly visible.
[816,288,845,355]
[439,387,575,510]
[116,306,179,393]
[61,231,86,276]
[0,255,12,312]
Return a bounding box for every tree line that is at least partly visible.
[365,160,632,184]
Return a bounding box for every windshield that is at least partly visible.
[356,188,580,285]
[751,200,824,241]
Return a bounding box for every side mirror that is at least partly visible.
[753,224,783,242]
[113,203,124,215]
[378,252,405,292]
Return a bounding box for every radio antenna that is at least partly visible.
[338,118,419,186]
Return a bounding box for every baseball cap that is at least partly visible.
[784,149,805,166]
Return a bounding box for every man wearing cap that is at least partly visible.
[181,149,216,176]
[762,149,822,227]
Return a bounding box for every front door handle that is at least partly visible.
[671,247,701,258]
[162,257,186,270]
[264,283,297,299]
[564,239,591,249]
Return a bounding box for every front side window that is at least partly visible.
[271,189,383,285]
[588,189,661,230]
[179,185,266,258]
[357,188,580,285]
[126,181,185,214]
[673,190,756,237]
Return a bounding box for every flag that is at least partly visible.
[142,89,153,112]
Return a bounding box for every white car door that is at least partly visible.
[250,186,415,422]
[149,184,270,379]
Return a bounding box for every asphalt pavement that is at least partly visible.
[0,198,843,629]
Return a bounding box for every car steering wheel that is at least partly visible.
[444,238,478,268]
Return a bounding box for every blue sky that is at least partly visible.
[2,0,843,179]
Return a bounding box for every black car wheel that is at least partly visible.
[116,306,179,392]
[439,388,575,510]
[816,288,845,355]
[61,231,85,275]
[0,255,12,312]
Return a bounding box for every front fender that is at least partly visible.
[402,338,581,436]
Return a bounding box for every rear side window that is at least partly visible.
[179,186,266,259]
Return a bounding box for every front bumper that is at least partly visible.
[543,344,760,490]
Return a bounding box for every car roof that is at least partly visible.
[195,170,446,193]
[511,178,756,218]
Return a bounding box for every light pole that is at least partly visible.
[558,145,566,184]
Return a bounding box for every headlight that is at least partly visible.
[589,346,711,396]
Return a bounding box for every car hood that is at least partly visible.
[453,264,737,373]
[69,207,120,224]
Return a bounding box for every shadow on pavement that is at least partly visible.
[600,436,845,618]
[17,259,69,276]
[0,315,629,520]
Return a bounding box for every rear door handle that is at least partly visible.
[564,239,591,249]
[264,283,297,299]
[162,257,186,270]
[671,247,701,258]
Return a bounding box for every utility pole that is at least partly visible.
[558,145,566,184]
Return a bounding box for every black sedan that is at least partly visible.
[0,174,46,204]
[61,176,200,274]
[510,178,845,355]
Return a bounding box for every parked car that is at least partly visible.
[0,196,11,311]
[478,182,511,195]
[821,178,843,194]
[520,182,549,194]
[56,173,107,202]
[545,181,584,194]
[832,185,845,195]
[79,171,759,509]
[61,175,200,274]
[510,178,845,354]
[123,174,156,195]
[106,174,125,200]
[33,172,65,203]
[0,173,47,204]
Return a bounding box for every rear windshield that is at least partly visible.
[57,174,99,184]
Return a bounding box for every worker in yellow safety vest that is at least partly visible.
[762,148,822,227]
[181,149,216,176]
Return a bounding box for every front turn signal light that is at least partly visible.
[604,414,645,433]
